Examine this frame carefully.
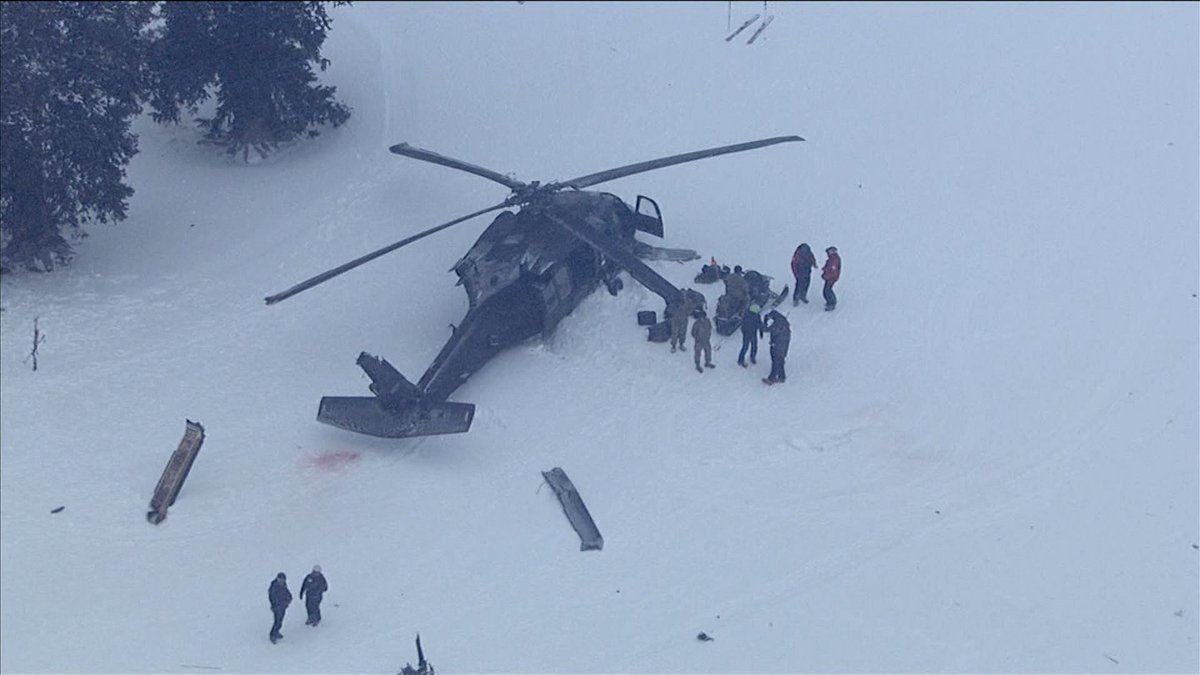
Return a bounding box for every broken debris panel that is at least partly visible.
[542,467,603,551]
[147,420,205,525]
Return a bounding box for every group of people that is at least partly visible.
[789,243,841,311]
[665,290,715,374]
[666,243,843,385]
[736,302,792,385]
[267,565,328,644]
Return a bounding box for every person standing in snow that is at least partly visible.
[691,308,715,373]
[268,572,292,643]
[737,303,763,367]
[762,310,791,384]
[300,565,328,626]
[667,292,693,354]
[790,243,818,305]
[821,246,841,311]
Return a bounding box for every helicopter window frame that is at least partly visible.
[633,195,664,238]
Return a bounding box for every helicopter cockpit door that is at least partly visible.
[632,195,664,238]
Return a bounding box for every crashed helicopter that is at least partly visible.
[265,135,803,438]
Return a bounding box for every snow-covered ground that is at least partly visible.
[2,2,1197,672]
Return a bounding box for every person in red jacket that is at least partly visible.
[790,243,818,306]
[821,246,841,311]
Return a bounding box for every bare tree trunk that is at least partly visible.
[26,317,46,371]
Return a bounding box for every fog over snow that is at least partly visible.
[1,2,1197,673]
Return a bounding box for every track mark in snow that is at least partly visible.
[783,416,892,455]
[784,428,860,454]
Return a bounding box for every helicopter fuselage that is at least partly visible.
[417,190,638,402]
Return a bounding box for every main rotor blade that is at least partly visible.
[264,202,509,305]
[543,211,684,307]
[389,143,527,191]
[563,135,804,190]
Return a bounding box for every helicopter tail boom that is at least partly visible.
[315,352,475,438]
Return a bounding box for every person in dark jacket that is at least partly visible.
[822,246,841,311]
[300,565,328,626]
[791,243,818,305]
[268,572,292,643]
[762,310,791,384]
[737,303,763,367]
[691,308,715,373]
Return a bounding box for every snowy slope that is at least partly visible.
[2,2,1197,673]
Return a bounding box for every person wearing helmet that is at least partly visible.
[821,246,841,311]
[300,565,328,627]
[691,307,715,373]
[790,243,818,305]
[268,572,292,643]
[738,303,763,367]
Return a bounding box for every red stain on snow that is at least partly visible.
[306,450,361,472]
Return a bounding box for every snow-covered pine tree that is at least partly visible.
[147,1,352,162]
[0,1,152,272]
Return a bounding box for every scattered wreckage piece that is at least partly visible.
[398,633,434,675]
[147,420,205,525]
[542,467,603,551]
